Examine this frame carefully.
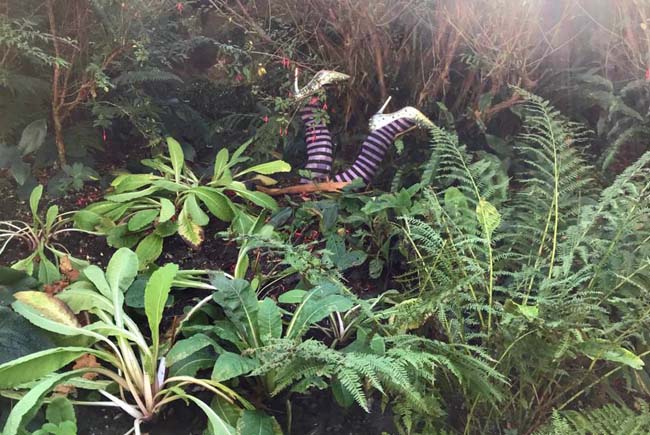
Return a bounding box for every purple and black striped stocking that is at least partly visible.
[332,118,415,183]
[300,98,334,183]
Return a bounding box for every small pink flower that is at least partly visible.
[309,96,319,105]
[262,115,269,123]
[102,130,107,142]
[280,57,291,69]
[646,68,650,81]
[234,74,244,82]
[176,2,184,13]
[322,102,328,110]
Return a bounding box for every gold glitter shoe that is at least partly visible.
[293,68,350,101]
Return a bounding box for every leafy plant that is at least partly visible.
[535,402,650,435]
[47,163,99,196]
[0,248,255,435]
[0,185,95,283]
[33,397,77,435]
[397,90,650,433]
[75,137,290,267]
[177,273,503,431]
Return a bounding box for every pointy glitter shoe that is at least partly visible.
[368,96,435,134]
[293,68,351,101]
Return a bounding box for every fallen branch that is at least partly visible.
[256,181,351,196]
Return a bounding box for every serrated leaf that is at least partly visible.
[258,298,282,344]
[476,198,500,239]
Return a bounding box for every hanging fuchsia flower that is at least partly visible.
[176,2,184,13]
[309,96,319,105]
[322,102,328,110]
[280,57,291,69]
[102,129,107,142]
[646,68,650,81]
[234,73,244,82]
[263,115,269,123]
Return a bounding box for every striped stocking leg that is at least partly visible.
[333,118,415,183]
[300,98,334,183]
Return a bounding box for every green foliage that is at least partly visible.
[551,70,650,172]
[398,91,650,433]
[0,185,94,283]
[535,402,650,435]
[74,137,290,267]
[33,397,77,435]
[0,248,249,435]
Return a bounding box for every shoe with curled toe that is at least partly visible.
[293,68,350,101]
[368,96,435,135]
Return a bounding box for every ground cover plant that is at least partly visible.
[1,1,650,434]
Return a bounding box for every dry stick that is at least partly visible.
[256,181,351,196]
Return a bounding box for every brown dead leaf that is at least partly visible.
[73,353,101,380]
[43,279,69,295]
[59,256,80,281]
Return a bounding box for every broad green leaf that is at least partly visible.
[258,298,282,344]
[159,198,176,222]
[83,265,112,299]
[178,208,204,248]
[167,333,215,366]
[29,185,43,222]
[167,137,184,183]
[12,301,98,342]
[228,139,253,169]
[185,193,210,226]
[0,347,95,388]
[277,289,307,304]
[57,288,113,314]
[183,394,235,435]
[237,410,279,435]
[213,148,229,181]
[46,397,76,426]
[579,340,644,370]
[211,274,259,347]
[135,233,164,268]
[105,186,160,202]
[145,263,179,353]
[13,291,80,327]
[105,248,138,327]
[211,352,259,382]
[152,179,185,192]
[210,395,242,429]
[37,253,61,284]
[235,160,291,178]
[476,199,501,239]
[112,173,155,192]
[169,347,216,377]
[228,187,278,210]
[2,370,85,435]
[18,118,47,156]
[192,187,234,222]
[105,248,139,295]
[45,205,59,229]
[128,209,159,231]
[285,284,354,339]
